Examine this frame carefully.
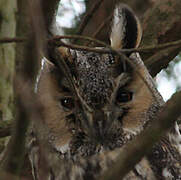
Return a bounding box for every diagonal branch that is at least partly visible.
[91,14,113,40]
[140,0,181,76]
[76,0,105,36]
[145,46,181,77]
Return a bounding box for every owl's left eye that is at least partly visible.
[116,89,133,103]
[60,98,74,110]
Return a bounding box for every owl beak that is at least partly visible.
[80,109,106,143]
[92,110,106,140]
[84,110,115,143]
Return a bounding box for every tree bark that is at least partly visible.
[0,0,16,122]
[0,0,48,178]
[141,0,181,76]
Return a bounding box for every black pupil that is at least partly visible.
[61,98,74,109]
[116,90,132,103]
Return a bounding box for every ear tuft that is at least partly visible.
[110,4,142,50]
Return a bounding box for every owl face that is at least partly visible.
[34,4,162,156]
[36,47,159,157]
[61,49,134,140]
[54,51,124,144]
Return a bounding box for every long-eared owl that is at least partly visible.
[28,3,181,180]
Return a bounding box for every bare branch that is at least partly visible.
[0,37,26,43]
[141,0,181,75]
[42,0,60,33]
[145,46,181,76]
[76,0,105,36]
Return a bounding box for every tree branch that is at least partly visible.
[91,14,112,40]
[145,46,181,76]
[76,0,105,36]
[0,0,47,178]
[0,37,26,43]
[141,0,181,75]
[42,0,60,33]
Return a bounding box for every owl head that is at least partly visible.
[35,4,161,155]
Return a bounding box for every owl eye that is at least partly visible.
[60,98,74,110]
[116,89,133,103]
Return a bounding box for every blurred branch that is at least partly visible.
[0,80,44,179]
[42,0,60,33]
[100,91,181,180]
[0,37,26,43]
[91,14,112,40]
[0,80,35,177]
[1,35,181,54]
[76,0,105,36]
[0,0,47,178]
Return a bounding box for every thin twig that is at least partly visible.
[76,0,105,36]
[0,37,26,43]
[51,35,181,54]
[1,35,181,55]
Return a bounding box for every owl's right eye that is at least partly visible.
[60,98,74,110]
[116,89,133,103]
